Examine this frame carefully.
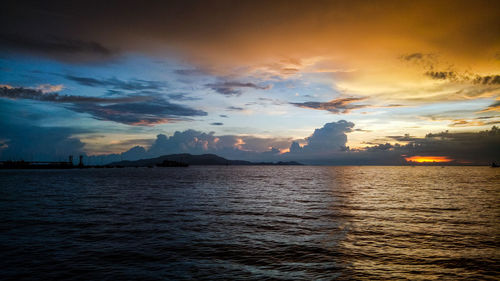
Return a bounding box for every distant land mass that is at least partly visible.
[109,153,303,167]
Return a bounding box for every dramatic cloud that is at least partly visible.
[206,81,271,96]
[2,1,499,163]
[0,86,207,126]
[148,131,220,156]
[0,121,85,161]
[145,130,289,159]
[289,120,354,155]
[473,75,500,85]
[285,124,500,165]
[3,1,496,66]
[291,98,367,114]
[82,121,499,165]
[425,71,457,80]
[284,122,500,165]
[423,71,500,86]
[69,99,207,125]
[377,127,500,164]
[82,129,294,164]
[406,55,499,90]
[0,86,144,103]
[5,116,494,165]
[65,75,165,90]
[0,33,115,61]
[1,1,498,112]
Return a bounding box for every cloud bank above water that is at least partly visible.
[3,116,497,166]
[79,122,500,165]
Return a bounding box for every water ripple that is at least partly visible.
[0,166,498,280]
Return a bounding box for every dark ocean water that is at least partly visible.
[0,166,499,280]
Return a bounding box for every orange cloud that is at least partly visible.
[4,1,499,108]
[36,84,64,93]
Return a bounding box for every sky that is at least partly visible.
[0,0,499,165]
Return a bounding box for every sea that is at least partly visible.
[0,166,499,280]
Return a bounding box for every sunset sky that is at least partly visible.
[1,0,499,164]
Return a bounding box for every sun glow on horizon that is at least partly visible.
[404,156,453,163]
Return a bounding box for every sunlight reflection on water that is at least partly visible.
[0,166,498,280]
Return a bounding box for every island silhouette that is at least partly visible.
[109,153,302,167]
[0,153,302,169]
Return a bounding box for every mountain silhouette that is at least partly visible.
[109,153,302,167]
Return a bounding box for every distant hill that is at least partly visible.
[108,153,302,167]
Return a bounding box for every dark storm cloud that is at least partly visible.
[80,124,500,165]
[206,81,271,96]
[291,97,367,114]
[291,125,500,165]
[473,75,500,85]
[283,121,500,165]
[410,55,500,85]
[1,0,498,69]
[0,33,116,61]
[0,86,207,126]
[210,122,224,126]
[0,86,144,103]
[7,115,494,164]
[65,75,166,90]
[379,127,500,164]
[424,71,500,85]
[0,120,86,161]
[69,99,207,126]
[425,71,456,80]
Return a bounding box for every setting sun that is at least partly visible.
[404,156,453,163]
